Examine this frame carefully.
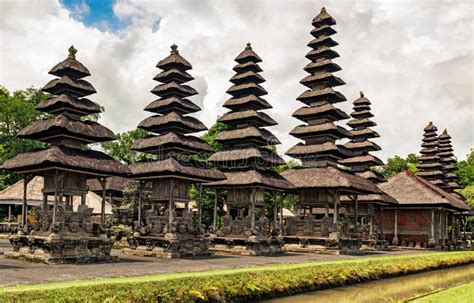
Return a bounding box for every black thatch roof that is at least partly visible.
[36,94,101,116]
[216,126,280,146]
[281,166,382,195]
[43,75,96,97]
[222,94,272,111]
[416,122,444,186]
[48,46,91,79]
[0,145,130,176]
[156,44,192,71]
[144,96,200,115]
[380,171,470,211]
[286,142,352,160]
[292,103,349,122]
[217,109,277,127]
[132,44,217,181]
[209,147,285,167]
[437,129,461,192]
[129,158,225,182]
[132,132,213,153]
[206,169,293,190]
[235,43,263,63]
[290,122,352,140]
[138,112,207,134]
[18,114,116,143]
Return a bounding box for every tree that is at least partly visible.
[456,150,474,187]
[0,86,51,190]
[101,128,150,165]
[381,153,419,177]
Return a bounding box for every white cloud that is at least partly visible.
[0,0,472,162]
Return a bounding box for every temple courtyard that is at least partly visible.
[0,238,434,286]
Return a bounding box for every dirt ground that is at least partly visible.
[0,239,432,286]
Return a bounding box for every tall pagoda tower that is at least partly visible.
[1,46,130,263]
[125,45,225,258]
[339,92,384,182]
[206,43,293,256]
[437,129,461,192]
[416,122,444,186]
[281,8,382,253]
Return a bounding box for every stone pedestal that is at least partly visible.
[6,233,116,264]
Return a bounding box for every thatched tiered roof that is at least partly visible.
[380,171,469,212]
[437,129,461,192]
[87,176,134,196]
[283,8,380,195]
[130,44,224,183]
[339,92,384,183]
[207,43,292,190]
[416,122,444,186]
[0,46,129,177]
[286,8,351,166]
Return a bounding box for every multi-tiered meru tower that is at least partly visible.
[340,93,397,249]
[125,45,225,258]
[206,43,293,255]
[437,130,461,193]
[1,46,130,263]
[416,122,444,186]
[281,8,381,254]
[340,92,384,182]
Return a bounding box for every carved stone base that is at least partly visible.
[6,234,117,264]
[283,236,364,255]
[123,235,212,259]
[209,236,284,256]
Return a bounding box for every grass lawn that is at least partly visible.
[413,282,474,303]
[1,251,473,302]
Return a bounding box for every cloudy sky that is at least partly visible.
[0,0,472,162]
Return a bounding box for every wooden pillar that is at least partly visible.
[380,205,384,235]
[333,193,338,224]
[369,214,374,237]
[8,205,11,221]
[354,195,359,225]
[52,172,60,226]
[99,177,107,225]
[445,212,449,239]
[213,190,218,229]
[21,175,31,225]
[279,193,284,227]
[42,194,48,214]
[169,179,174,225]
[429,210,435,245]
[137,181,143,226]
[393,210,399,245]
[198,183,203,226]
[325,203,329,217]
[80,194,86,206]
[272,192,278,228]
[439,211,443,245]
[250,188,256,230]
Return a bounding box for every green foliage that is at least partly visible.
[274,160,300,173]
[0,86,51,190]
[101,128,151,165]
[2,252,473,302]
[382,153,419,177]
[200,122,229,151]
[456,150,474,187]
[458,185,474,208]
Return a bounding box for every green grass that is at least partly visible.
[413,282,474,303]
[1,252,473,302]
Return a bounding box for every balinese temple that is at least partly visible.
[0,46,130,263]
[437,130,462,193]
[124,45,225,258]
[416,122,444,187]
[281,8,382,254]
[205,43,293,255]
[379,171,469,248]
[339,93,397,249]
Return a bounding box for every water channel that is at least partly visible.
[264,263,474,303]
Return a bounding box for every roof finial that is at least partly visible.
[245,42,252,50]
[443,129,448,134]
[170,44,178,54]
[429,121,433,125]
[359,91,364,98]
[321,7,326,13]
[68,45,77,59]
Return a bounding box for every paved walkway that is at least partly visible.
[0,239,431,286]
